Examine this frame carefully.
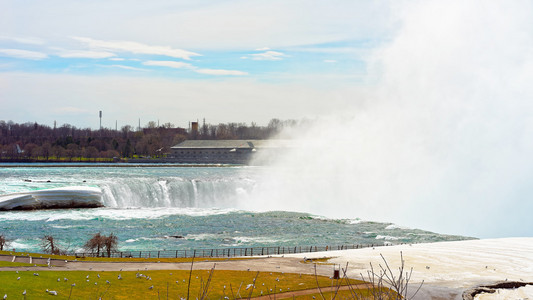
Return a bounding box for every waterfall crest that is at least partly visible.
[97,177,255,208]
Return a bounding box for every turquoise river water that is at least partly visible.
[0,164,472,253]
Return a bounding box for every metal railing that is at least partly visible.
[73,243,387,259]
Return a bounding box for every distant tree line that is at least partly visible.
[0,118,300,161]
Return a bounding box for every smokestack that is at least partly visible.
[99,111,102,129]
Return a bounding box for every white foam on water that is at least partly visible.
[375,235,400,241]
[229,236,290,246]
[10,239,33,250]
[385,224,409,230]
[347,219,364,225]
[49,225,84,229]
[0,207,240,222]
[184,233,219,241]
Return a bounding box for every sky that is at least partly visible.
[0,0,392,129]
[3,0,533,238]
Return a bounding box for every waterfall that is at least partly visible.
[96,177,254,208]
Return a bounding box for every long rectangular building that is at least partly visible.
[169,139,290,164]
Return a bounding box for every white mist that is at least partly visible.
[250,0,533,238]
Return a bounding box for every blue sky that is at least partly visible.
[0,0,390,128]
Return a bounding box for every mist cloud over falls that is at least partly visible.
[252,0,533,238]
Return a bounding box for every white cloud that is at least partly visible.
[143,60,247,76]
[323,59,337,63]
[107,65,149,72]
[0,49,48,60]
[250,51,286,61]
[194,68,248,76]
[0,36,45,45]
[143,60,193,69]
[58,50,116,59]
[109,58,125,61]
[72,37,201,60]
[255,47,270,51]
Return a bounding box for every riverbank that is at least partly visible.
[1,238,531,299]
[0,162,241,167]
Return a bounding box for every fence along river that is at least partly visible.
[75,243,390,259]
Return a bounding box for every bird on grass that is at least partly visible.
[117,274,122,280]
[3,294,6,299]
[22,290,26,296]
[16,277,20,281]
[148,285,153,290]
[45,289,57,296]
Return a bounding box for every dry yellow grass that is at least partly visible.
[0,268,364,299]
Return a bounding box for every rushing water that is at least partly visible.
[0,164,472,253]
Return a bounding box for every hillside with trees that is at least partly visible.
[0,119,299,162]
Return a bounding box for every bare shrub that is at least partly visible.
[316,252,423,300]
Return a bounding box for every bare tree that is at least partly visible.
[83,233,118,257]
[84,232,104,257]
[103,233,118,257]
[41,235,65,255]
[0,234,9,251]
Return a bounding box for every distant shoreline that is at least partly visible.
[0,163,240,168]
